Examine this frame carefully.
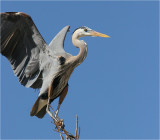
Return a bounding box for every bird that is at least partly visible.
[0,12,110,119]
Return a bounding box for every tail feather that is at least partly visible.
[30,97,48,119]
[35,105,47,118]
[30,97,40,116]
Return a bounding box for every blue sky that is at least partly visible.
[1,1,159,139]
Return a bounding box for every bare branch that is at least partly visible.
[78,127,80,139]
[75,115,78,138]
[46,104,80,140]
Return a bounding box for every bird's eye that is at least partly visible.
[84,28,87,32]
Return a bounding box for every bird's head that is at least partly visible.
[73,26,110,39]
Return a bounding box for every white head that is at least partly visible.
[72,26,110,39]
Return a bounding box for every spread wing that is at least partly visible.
[49,25,70,54]
[0,12,47,89]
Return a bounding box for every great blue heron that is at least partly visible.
[1,12,109,119]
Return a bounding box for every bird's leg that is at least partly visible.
[46,97,59,122]
[46,81,59,122]
[55,84,68,119]
[46,99,65,131]
[55,104,60,119]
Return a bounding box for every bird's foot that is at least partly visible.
[54,110,65,130]
[56,119,65,130]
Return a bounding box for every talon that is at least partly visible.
[56,119,63,126]
[56,119,65,129]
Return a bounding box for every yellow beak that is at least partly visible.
[90,31,110,38]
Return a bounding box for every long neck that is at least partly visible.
[72,36,88,67]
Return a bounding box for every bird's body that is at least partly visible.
[0,12,109,118]
[30,51,73,117]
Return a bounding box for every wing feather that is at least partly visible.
[49,25,70,54]
[0,12,47,89]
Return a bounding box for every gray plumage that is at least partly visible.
[0,12,109,118]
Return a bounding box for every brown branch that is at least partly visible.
[75,115,78,138]
[46,104,80,140]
